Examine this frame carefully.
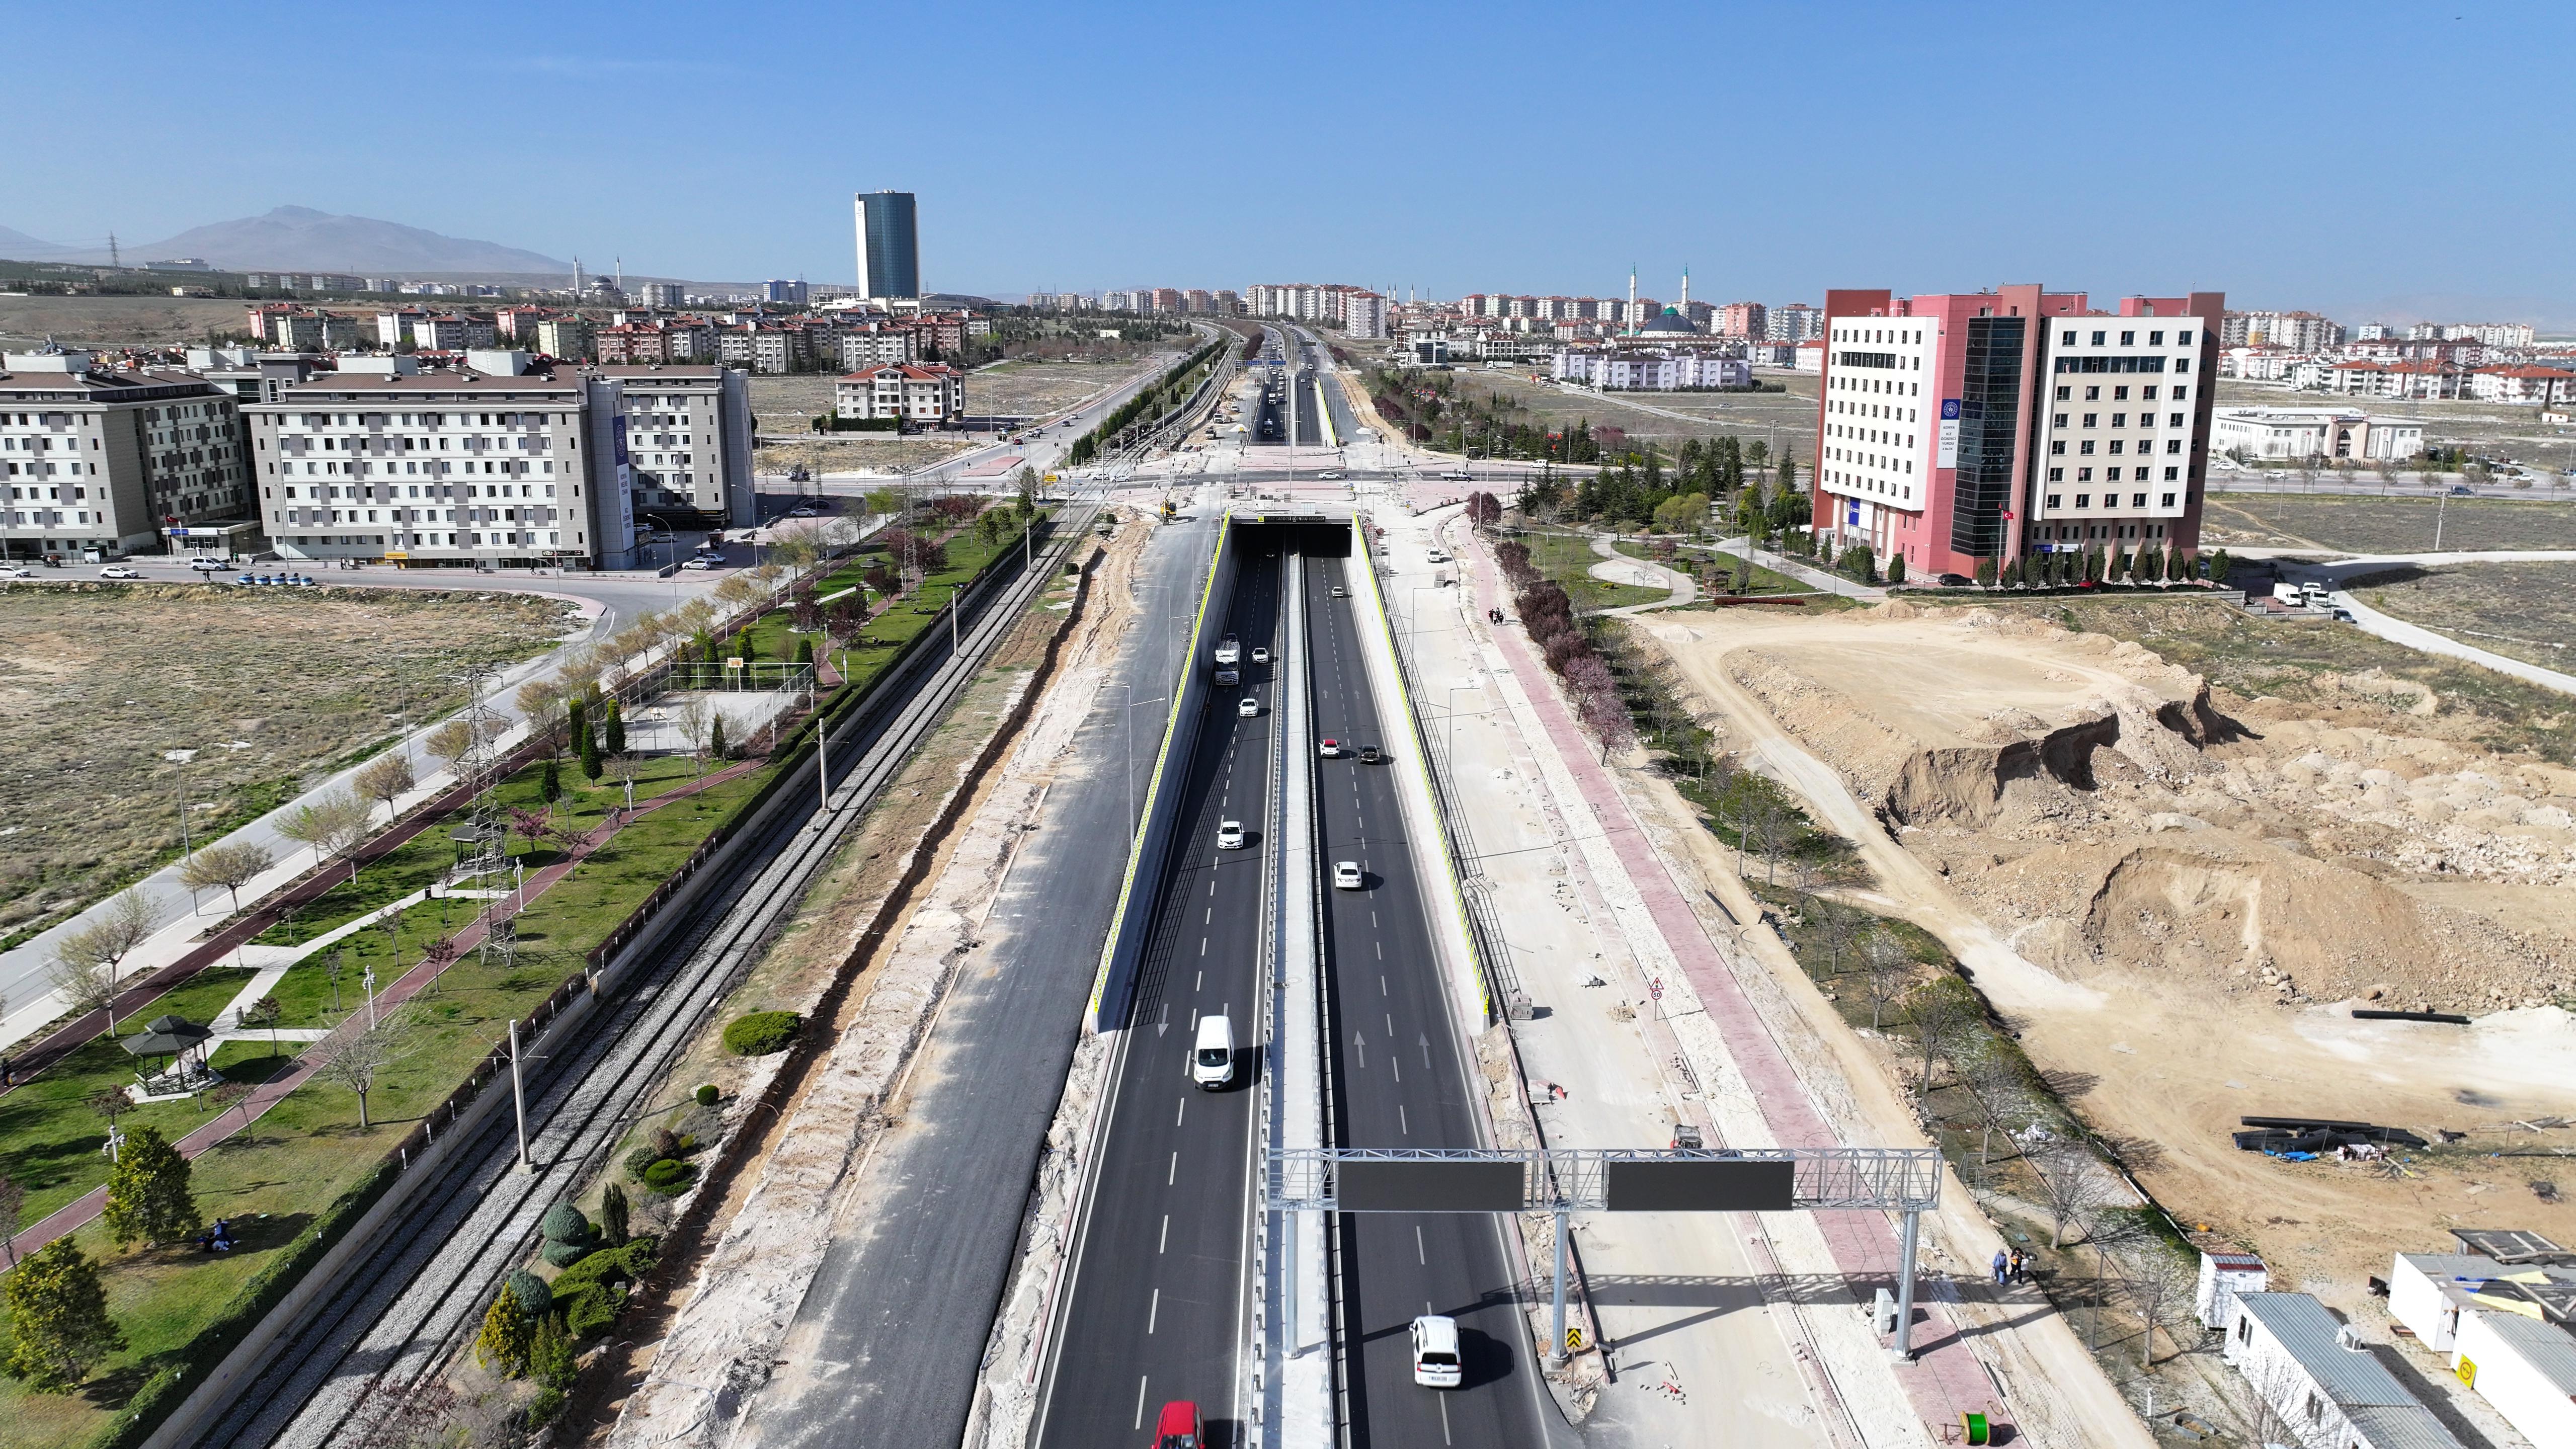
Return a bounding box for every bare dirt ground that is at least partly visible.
[0,294,253,349]
[2199,492,2576,553]
[1442,366,1821,448]
[1634,600,2576,1334]
[2351,561,2576,676]
[0,582,573,941]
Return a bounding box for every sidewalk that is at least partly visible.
[1586,534,1697,615]
[4,755,762,1265]
[1407,508,2039,1445]
[1691,536,1888,601]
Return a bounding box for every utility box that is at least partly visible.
[1870,1287,1900,1335]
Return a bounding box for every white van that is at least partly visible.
[1410,1314,1462,1387]
[1191,1014,1236,1089]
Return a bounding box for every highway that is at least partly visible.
[1031,552,1284,1449]
[1300,554,1559,1449]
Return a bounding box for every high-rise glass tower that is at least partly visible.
[853,191,920,300]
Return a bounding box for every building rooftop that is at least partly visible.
[2470,1309,2576,1388]
[2239,1294,2453,1413]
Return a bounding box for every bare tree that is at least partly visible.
[2122,1250,2203,1369]
[1957,1041,2035,1171]
[279,789,374,886]
[1816,899,1859,977]
[424,719,475,775]
[353,753,417,826]
[2029,1137,2112,1248]
[308,1004,422,1131]
[179,840,274,913]
[0,1173,21,1265]
[1858,928,1909,1031]
[1753,799,1788,886]
[674,699,714,776]
[1906,977,1970,1103]
[50,890,157,1033]
[515,680,568,754]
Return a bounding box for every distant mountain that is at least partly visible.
[0,207,573,275]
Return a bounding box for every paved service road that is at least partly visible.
[1300,555,1561,1449]
[1033,552,1285,1449]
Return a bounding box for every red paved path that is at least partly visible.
[1450,520,2007,1439]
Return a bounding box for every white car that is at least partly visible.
[0,565,32,578]
[99,565,142,580]
[1250,646,1270,664]
[1237,696,1259,717]
[1411,1315,1463,1388]
[187,557,228,573]
[1333,861,1363,891]
[1318,738,1340,758]
[1318,470,1345,480]
[1216,820,1245,850]
[682,558,716,570]
[1329,585,1346,598]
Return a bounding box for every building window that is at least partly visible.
[2047,467,2064,482]
[2082,413,2098,428]
[2119,331,2135,346]
[2164,466,2180,481]
[2055,385,2071,400]
[2060,330,2076,346]
[2046,495,2062,509]
[2178,330,2193,347]
[2074,494,2091,508]
[2050,440,2066,455]
[2079,441,2096,455]
[2090,331,2106,346]
[2161,493,2177,507]
[2053,413,2068,428]
[2077,467,2093,481]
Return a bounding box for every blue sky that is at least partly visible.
[15,1,2575,325]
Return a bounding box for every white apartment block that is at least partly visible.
[2469,364,2576,405]
[591,365,756,526]
[2221,309,2345,351]
[2329,360,2466,399]
[243,354,638,569]
[375,309,426,348]
[1767,304,1823,342]
[414,314,498,351]
[837,331,916,368]
[535,316,592,360]
[1342,292,1388,339]
[2,351,252,560]
[1553,349,1748,389]
[2410,321,2534,347]
[835,363,963,426]
[2212,407,2423,462]
[639,282,687,307]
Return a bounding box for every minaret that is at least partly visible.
[1627,266,1637,332]
[1680,267,1690,315]
[574,256,585,295]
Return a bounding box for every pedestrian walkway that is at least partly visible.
[1689,536,1887,601]
[1586,534,1699,615]
[1433,513,2010,1441]
[2,754,764,1265]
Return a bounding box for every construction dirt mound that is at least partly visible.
[1665,606,2575,1014]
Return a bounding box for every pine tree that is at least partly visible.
[539,757,561,804]
[603,698,625,757]
[565,696,588,761]
[474,1283,535,1378]
[579,727,603,782]
[600,1183,630,1247]
[709,713,729,763]
[2,1239,125,1392]
[102,1124,198,1248]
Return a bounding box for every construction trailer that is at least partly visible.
[2222,1292,2466,1449]
[2387,1252,2508,1352]
[2450,1308,2576,1448]
[2197,1250,2269,1330]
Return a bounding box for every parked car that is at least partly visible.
[0,565,32,578]
[99,565,142,580]
[1216,820,1245,850]
[682,558,716,570]
[1333,860,1363,890]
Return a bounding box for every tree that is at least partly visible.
[354,752,416,826]
[425,719,475,775]
[676,700,713,775]
[600,1182,631,1247]
[2029,1137,2111,1247]
[0,1174,22,1266]
[179,840,273,913]
[240,995,284,1060]
[309,1005,421,1131]
[51,890,155,1033]
[603,697,626,757]
[515,680,568,754]
[578,725,603,783]
[1956,1041,2035,1172]
[280,789,374,887]
[2123,1251,2202,1368]
[1886,553,1905,585]
[1905,976,1973,1103]
[1859,929,1909,1031]
[708,712,729,764]
[539,756,561,804]
[473,1282,535,1378]
[1,1239,126,1392]
[102,1124,200,1248]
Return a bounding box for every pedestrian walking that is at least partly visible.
[2009,1248,2027,1284]
[1990,1249,2009,1286]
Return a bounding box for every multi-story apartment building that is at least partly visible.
[243,352,639,569]
[837,331,915,368]
[1765,303,1822,343]
[1213,289,1240,316]
[1717,301,1767,339]
[2469,364,2576,406]
[590,364,755,526]
[2212,407,2423,462]
[536,316,593,361]
[414,314,498,352]
[639,283,686,308]
[715,325,809,374]
[495,305,553,341]
[2327,360,2466,400]
[375,308,427,349]
[1553,349,1748,390]
[2408,321,2534,347]
[266,309,366,351]
[763,280,809,305]
[2221,309,2345,352]
[834,363,963,426]
[1,350,254,560]
[1812,285,2223,578]
[1342,292,1388,339]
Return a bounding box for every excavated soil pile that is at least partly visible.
[1712,606,2575,1013]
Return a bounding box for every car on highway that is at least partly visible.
[682,558,717,570]
[1358,744,1383,765]
[1250,645,1269,664]
[1217,820,1245,850]
[99,565,142,580]
[1442,469,1472,481]
[2449,484,2474,495]
[1152,1399,1204,1449]
[1333,860,1363,890]
[0,565,32,578]
[1411,1314,1464,1388]
[1318,737,1340,758]
[1191,1014,1236,1089]
[1328,585,1345,598]
[1317,470,1344,480]
[187,557,228,572]
[1237,695,1258,717]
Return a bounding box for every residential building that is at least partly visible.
[1,350,254,560]
[1718,301,1767,339]
[268,309,364,351]
[1553,348,1747,389]
[2328,359,2466,400]
[1767,303,1823,342]
[591,365,756,526]
[2212,407,2423,462]
[375,308,427,349]
[414,313,498,352]
[1212,289,1240,315]
[834,362,963,426]
[1182,289,1213,314]
[1342,292,1388,339]
[2221,1293,2465,1449]
[187,346,325,407]
[763,279,809,305]
[2223,309,2346,352]
[2409,321,2534,347]
[2469,364,2576,406]
[243,353,638,569]
[637,283,685,308]
[1746,341,1801,366]
[837,331,916,368]
[853,190,921,300]
[535,316,593,361]
[1812,284,2223,578]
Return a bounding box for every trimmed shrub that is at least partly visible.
[540,1202,593,1246]
[540,1237,592,1268]
[696,1084,720,1107]
[642,1159,697,1195]
[503,1269,551,1319]
[566,1286,621,1340]
[721,1011,800,1057]
[622,1145,660,1182]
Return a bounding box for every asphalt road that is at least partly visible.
[1032,550,1285,1449]
[1300,555,1558,1449]
[737,498,1227,1448]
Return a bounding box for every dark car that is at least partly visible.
[1358,744,1383,765]
[1938,573,1973,587]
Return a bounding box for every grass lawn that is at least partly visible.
[1517,528,1664,612]
[2352,561,2576,676]
[2198,492,2576,554]
[734,516,1028,669]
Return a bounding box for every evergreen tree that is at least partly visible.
[1973,555,1996,588]
[565,696,589,761]
[2107,542,2129,583]
[603,698,625,757]
[2082,547,2103,584]
[737,628,758,664]
[474,1283,535,1378]
[601,1183,631,1247]
[1886,553,1906,584]
[579,726,603,782]
[709,713,729,763]
[1,1239,125,1392]
[795,636,814,666]
[539,757,561,804]
[102,1124,198,1248]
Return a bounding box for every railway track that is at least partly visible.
[198,508,1097,1449]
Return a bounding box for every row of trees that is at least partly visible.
[1065,336,1227,465]
[1955,543,2232,591]
[1492,540,1635,760]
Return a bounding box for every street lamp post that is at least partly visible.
[164,748,200,908]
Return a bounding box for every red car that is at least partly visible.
[1152,1400,1202,1449]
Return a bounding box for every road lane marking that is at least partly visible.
[1135,1377,1149,1429]
[1400,1104,1409,1136]
[1380,975,1387,995]
[1160,1215,1169,1253]
[1375,942,1383,960]
[1200,937,1208,956]
[1439,1388,1454,1443]
[1148,1287,1161,1334]
[1416,1226,1427,1264]
[1168,1152,1177,1185]
[1386,1014,1394,1036]
[1195,970,1203,991]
